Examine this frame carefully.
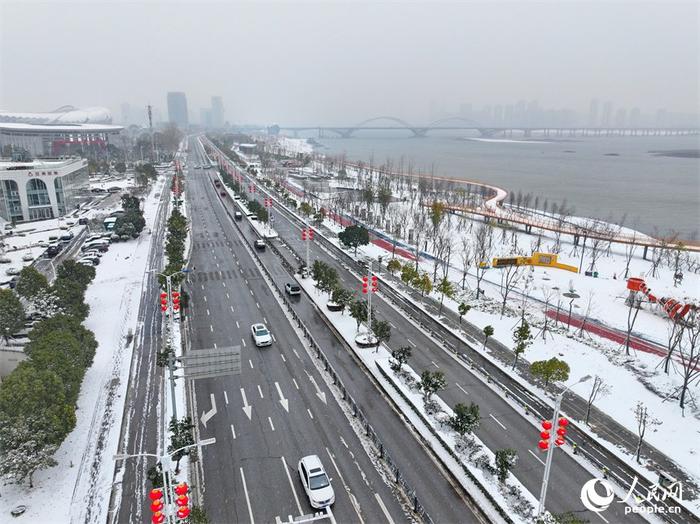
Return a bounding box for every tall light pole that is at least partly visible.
[537,375,592,517]
[152,267,193,421]
[114,438,215,524]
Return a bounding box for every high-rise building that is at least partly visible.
[167,92,189,127]
[629,107,641,128]
[588,99,600,127]
[601,101,613,127]
[614,108,627,128]
[211,96,224,128]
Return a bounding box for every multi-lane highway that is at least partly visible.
[184,140,478,523]
[202,138,657,523]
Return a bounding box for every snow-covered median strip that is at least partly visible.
[297,277,539,523]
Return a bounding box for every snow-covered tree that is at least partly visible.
[0,417,57,488]
[677,315,700,414]
[633,402,661,464]
[585,376,610,425]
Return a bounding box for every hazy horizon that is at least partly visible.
[1,0,698,126]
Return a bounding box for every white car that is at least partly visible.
[298,455,335,509]
[285,282,301,295]
[22,254,33,262]
[5,267,20,276]
[250,323,272,347]
[77,259,95,267]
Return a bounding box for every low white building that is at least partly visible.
[0,157,90,223]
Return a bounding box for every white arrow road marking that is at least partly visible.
[200,394,217,428]
[241,388,252,420]
[275,382,289,412]
[304,370,327,405]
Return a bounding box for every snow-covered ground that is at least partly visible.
[0,175,168,523]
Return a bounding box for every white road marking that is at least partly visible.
[209,325,213,332]
[203,296,207,302]
[456,383,469,396]
[222,281,226,288]
[374,493,395,524]
[268,416,275,431]
[431,360,439,368]
[226,292,230,299]
[200,394,217,428]
[257,385,264,398]
[201,284,205,290]
[239,468,255,524]
[245,279,249,284]
[263,317,268,324]
[249,359,254,369]
[213,342,217,349]
[250,290,255,296]
[527,449,545,466]
[293,348,301,360]
[241,388,252,419]
[230,423,236,439]
[325,447,364,523]
[216,262,220,268]
[596,510,610,524]
[389,322,397,329]
[275,382,289,412]
[236,321,240,329]
[272,334,277,342]
[256,302,260,309]
[292,378,299,389]
[489,413,507,430]
[230,305,235,312]
[407,339,416,347]
[241,338,247,347]
[281,456,303,516]
[224,391,229,405]
[206,308,210,316]
[307,409,314,419]
[280,353,286,362]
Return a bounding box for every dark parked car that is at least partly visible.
[78,217,89,225]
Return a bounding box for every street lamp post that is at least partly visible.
[537,375,592,517]
[114,438,215,524]
[152,267,193,421]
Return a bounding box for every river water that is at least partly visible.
[312,132,700,239]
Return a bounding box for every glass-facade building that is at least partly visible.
[0,158,89,223]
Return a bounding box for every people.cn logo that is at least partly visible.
[580,478,615,513]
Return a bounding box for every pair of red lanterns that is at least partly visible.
[264,197,273,208]
[362,275,378,294]
[249,184,256,193]
[301,228,314,241]
[149,482,190,522]
[538,417,569,450]
[160,292,181,312]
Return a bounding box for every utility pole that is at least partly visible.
[147,104,156,162]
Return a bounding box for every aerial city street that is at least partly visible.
[0,2,698,524]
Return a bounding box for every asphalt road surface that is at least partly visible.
[183,142,464,523]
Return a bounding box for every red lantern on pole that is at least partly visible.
[556,427,567,437]
[558,417,569,427]
[555,437,565,446]
[150,499,164,512]
[174,482,189,496]
[541,420,552,430]
[151,511,165,524]
[540,431,550,440]
[371,275,378,292]
[171,291,181,311]
[175,494,189,507]
[308,229,314,240]
[177,507,191,519]
[149,488,163,500]
[362,276,369,294]
[538,440,549,450]
[160,292,168,312]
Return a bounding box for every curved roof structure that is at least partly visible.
[0,106,113,125]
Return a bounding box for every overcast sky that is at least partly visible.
[1,0,698,125]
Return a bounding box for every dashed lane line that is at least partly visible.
[239,468,255,524]
[281,456,303,516]
[257,385,264,398]
[527,449,545,466]
[307,409,314,419]
[224,391,229,405]
[292,378,299,389]
[268,417,275,431]
[456,383,469,396]
[230,423,236,439]
[407,339,416,348]
[374,493,395,524]
[489,413,507,430]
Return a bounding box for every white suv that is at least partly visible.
[250,323,272,347]
[298,455,335,509]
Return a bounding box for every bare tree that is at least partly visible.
[577,290,596,337]
[459,236,472,290]
[661,320,685,374]
[623,231,638,279]
[585,376,611,425]
[633,402,661,463]
[535,285,556,342]
[623,291,643,356]
[677,314,700,414]
[498,264,524,316]
[471,222,493,299]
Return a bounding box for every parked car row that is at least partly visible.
[76,234,112,266]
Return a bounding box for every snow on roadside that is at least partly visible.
[0,176,168,523]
